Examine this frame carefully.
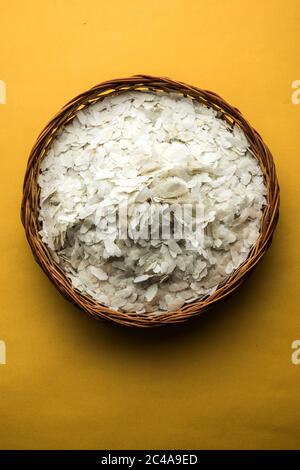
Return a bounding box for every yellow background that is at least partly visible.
[0,0,299,450]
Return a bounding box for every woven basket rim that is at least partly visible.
[21,74,280,327]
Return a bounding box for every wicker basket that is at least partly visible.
[21,75,279,327]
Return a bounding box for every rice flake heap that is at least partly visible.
[38,91,266,313]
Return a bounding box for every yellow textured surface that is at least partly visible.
[0,0,299,450]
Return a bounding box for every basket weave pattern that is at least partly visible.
[21,75,280,327]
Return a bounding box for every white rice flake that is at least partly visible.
[145,284,158,302]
